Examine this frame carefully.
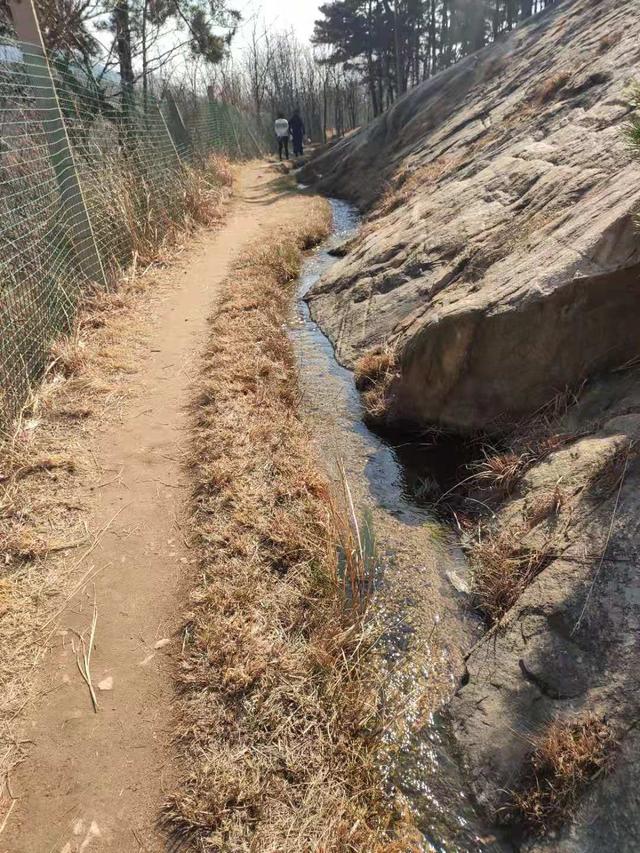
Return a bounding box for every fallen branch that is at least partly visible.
[73,586,99,713]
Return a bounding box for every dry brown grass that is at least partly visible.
[163,200,411,851]
[530,71,571,105]
[354,347,397,389]
[469,434,571,505]
[354,348,399,426]
[368,157,463,222]
[470,531,552,624]
[471,448,532,500]
[449,389,589,620]
[480,55,508,82]
[508,715,614,833]
[598,31,621,53]
[524,485,566,529]
[468,388,581,505]
[85,152,233,272]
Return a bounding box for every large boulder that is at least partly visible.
[301,0,640,433]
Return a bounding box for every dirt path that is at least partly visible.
[3,162,288,853]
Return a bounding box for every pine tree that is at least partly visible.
[314,0,550,115]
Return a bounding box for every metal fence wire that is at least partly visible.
[0,37,267,426]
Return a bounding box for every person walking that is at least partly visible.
[274,113,290,160]
[289,108,305,157]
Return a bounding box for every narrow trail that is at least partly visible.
[4,162,288,853]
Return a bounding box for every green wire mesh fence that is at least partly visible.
[0,37,268,426]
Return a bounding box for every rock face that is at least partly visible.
[301,2,640,847]
[451,370,640,851]
[300,0,640,433]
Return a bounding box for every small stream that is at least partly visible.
[289,198,506,852]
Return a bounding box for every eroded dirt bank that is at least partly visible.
[299,0,640,848]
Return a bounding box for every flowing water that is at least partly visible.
[289,198,508,852]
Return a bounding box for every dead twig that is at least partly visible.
[73,586,99,713]
[0,799,16,835]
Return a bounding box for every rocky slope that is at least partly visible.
[300,0,640,433]
[301,0,640,848]
[452,374,640,850]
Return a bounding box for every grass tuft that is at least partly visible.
[470,531,552,624]
[524,484,566,529]
[355,348,399,425]
[598,31,621,53]
[367,157,462,221]
[471,448,531,500]
[530,71,571,105]
[508,715,614,833]
[467,387,581,506]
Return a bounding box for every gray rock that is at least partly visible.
[300,0,640,432]
[451,387,640,849]
[299,5,640,841]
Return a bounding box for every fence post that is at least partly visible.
[164,91,192,160]
[8,0,107,286]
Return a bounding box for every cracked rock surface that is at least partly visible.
[452,375,640,851]
[301,0,640,432]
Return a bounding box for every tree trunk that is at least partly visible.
[440,0,450,68]
[520,0,534,17]
[322,73,328,142]
[141,0,149,113]
[114,0,134,108]
[392,0,405,95]
[366,0,380,116]
[429,0,437,77]
[376,56,384,115]
[492,0,502,39]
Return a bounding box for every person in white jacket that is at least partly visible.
[274,113,290,160]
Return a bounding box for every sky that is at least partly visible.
[232,0,322,54]
[82,0,323,81]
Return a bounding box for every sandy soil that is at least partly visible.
[2,161,291,853]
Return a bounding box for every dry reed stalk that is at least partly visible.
[163,196,412,851]
[73,588,99,713]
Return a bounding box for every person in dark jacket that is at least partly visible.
[289,108,305,157]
